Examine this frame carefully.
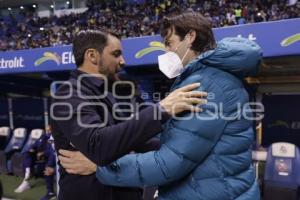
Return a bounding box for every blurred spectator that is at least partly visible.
[14,126,56,200]
[0,0,299,51]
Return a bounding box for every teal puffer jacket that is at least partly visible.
[96,37,262,200]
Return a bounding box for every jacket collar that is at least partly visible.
[170,50,214,91]
[70,70,117,104]
[70,70,105,88]
[172,37,262,88]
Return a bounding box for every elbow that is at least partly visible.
[163,161,196,183]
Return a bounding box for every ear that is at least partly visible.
[85,49,98,65]
[188,30,196,47]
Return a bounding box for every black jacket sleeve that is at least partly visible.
[51,96,169,166]
[134,138,161,153]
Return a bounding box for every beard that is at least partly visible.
[97,58,120,83]
[97,62,112,79]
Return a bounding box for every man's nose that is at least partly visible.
[119,56,125,66]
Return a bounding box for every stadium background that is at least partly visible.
[0,0,300,199]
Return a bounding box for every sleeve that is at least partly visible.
[96,82,228,187]
[52,94,169,166]
[134,137,161,153]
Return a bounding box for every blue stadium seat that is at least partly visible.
[4,128,27,153]
[3,128,27,175]
[0,127,11,173]
[21,129,44,154]
[0,127,11,150]
[264,142,300,200]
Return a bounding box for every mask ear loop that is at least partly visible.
[181,33,191,64]
[174,32,189,52]
[181,48,190,64]
[175,32,191,59]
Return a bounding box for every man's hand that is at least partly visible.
[58,150,97,175]
[159,83,207,116]
[44,167,55,176]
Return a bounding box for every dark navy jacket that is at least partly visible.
[51,70,168,200]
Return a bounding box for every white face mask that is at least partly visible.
[158,38,190,79]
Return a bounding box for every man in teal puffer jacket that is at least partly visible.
[60,12,262,200]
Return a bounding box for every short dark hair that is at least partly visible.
[160,11,216,53]
[72,29,120,67]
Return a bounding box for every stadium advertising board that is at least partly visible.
[0,18,299,74]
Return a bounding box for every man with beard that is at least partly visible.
[51,29,207,200]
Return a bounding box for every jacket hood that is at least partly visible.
[184,37,263,78]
